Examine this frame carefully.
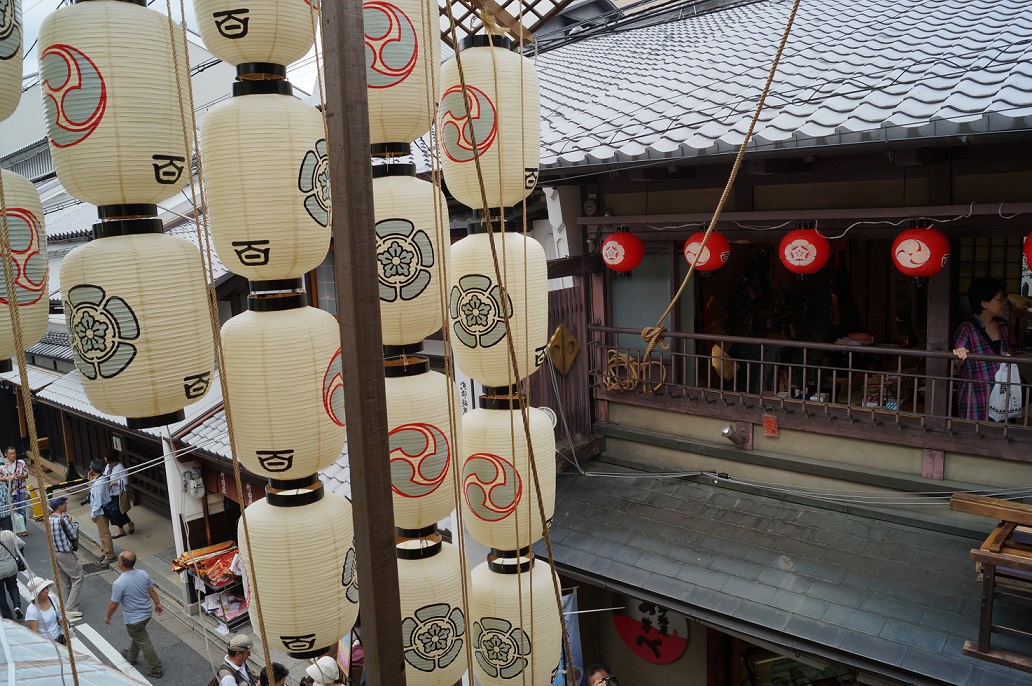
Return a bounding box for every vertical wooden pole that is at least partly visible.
[925,160,953,429]
[320,3,406,684]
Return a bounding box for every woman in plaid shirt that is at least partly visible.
[0,447,28,535]
[953,277,1016,421]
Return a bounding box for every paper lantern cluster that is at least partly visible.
[438,33,562,686]
[188,0,357,658]
[891,226,949,278]
[38,0,214,428]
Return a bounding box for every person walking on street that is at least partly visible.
[105,550,163,679]
[25,577,70,643]
[47,496,83,619]
[0,478,12,532]
[0,529,24,620]
[217,634,259,686]
[0,447,28,536]
[104,452,134,537]
[87,459,116,564]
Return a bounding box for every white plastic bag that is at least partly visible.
[988,362,1023,421]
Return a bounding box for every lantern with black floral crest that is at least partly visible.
[238,477,360,658]
[0,170,49,373]
[396,529,469,685]
[221,281,346,478]
[373,161,448,345]
[201,65,330,281]
[0,0,23,122]
[384,344,460,530]
[469,550,562,686]
[40,0,215,426]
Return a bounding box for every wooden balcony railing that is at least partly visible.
[589,325,1032,461]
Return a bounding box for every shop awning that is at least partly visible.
[540,463,1031,686]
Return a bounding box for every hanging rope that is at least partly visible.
[638,0,803,358]
[0,162,81,685]
[602,349,666,394]
[164,0,277,674]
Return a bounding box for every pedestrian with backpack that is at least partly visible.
[212,634,260,686]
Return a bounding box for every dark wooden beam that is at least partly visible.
[951,493,1032,526]
[547,253,602,279]
[321,1,406,683]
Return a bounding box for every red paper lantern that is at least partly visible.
[683,231,730,271]
[601,232,644,272]
[1023,232,1032,270]
[891,227,949,277]
[779,229,830,275]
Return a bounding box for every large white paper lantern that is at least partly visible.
[0,0,22,122]
[461,395,555,551]
[221,288,345,478]
[38,0,192,207]
[373,165,447,345]
[194,0,315,68]
[385,351,460,530]
[202,82,329,281]
[397,536,468,685]
[438,35,540,211]
[470,555,562,686]
[0,170,48,371]
[61,221,214,427]
[448,226,547,387]
[239,479,360,658]
[365,0,440,146]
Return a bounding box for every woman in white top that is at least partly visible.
[25,577,67,643]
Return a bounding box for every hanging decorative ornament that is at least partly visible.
[373,164,447,345]
[1026,232,1032,270]
[239,478,359,658]
[438,34,540,212]
[601,231,644,273]
[0,170,49,373]
[396,532,468,686]
[37,0,192,207]
[60,218,214,427]
[0,0,22,122]
[385,346,460,531]
[202,72,330,280]
[449,216,548,388]
[779,224,829,275]
[221,283,345,478]
[365,0,440,147]
[891,226,949,278]
[683,230,730,272]
[469,553,562,686]
[461,390,555,551]
[194,0,316,68]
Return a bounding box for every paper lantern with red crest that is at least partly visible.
[601,232,644,272]
[683,231,730,272]
[891,227,949,277]
[779,227,829,275]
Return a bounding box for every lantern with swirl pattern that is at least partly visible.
[891,226,949,278]
[0,170,49,373]
[684,231,730,272]
[0,0,22,121]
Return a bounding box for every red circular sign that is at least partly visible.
[683,231,730,271]
[601,232,644,272]
[891,227,949,277]
[779,229,830,275]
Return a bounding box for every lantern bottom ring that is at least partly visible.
[126,409,185,430]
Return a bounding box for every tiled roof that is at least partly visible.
[542,462,1032,686]
[26,330,73,362]
[35,369,226,440]
[0,363,65,391]
[43,200,96,241]
[536,0,1032,169]
[176,408,352,499]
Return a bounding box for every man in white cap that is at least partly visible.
[305,656,345,685]
[47,496,83,619]
[216,634,259,686]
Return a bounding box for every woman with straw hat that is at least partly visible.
[24,577,69,644]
